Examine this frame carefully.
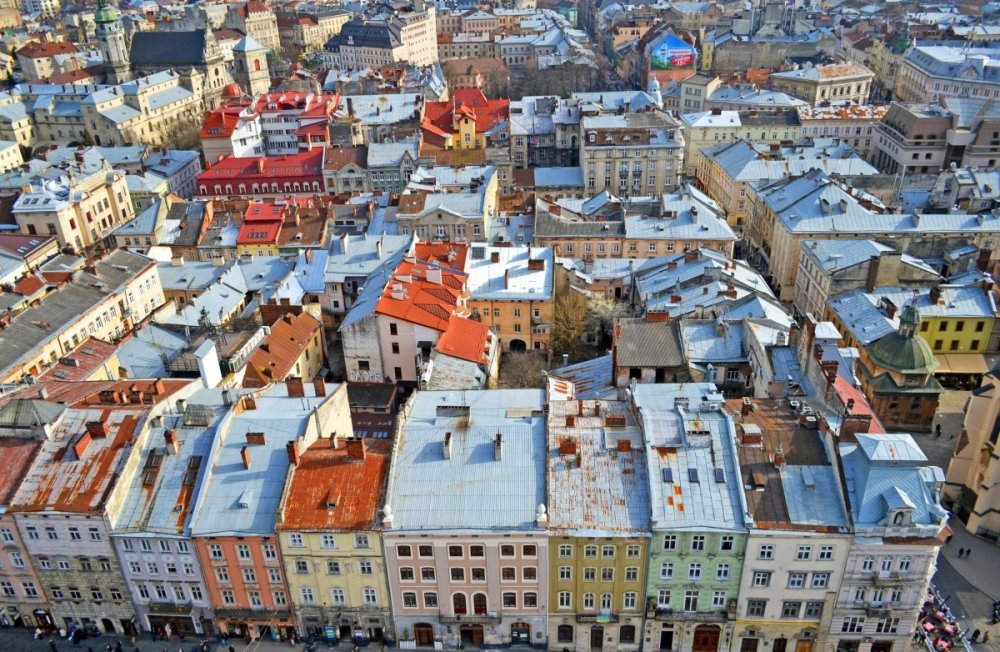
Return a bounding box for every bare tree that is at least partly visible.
[500,351,547,388]
[552,291,590,360]
[586,296,631,348]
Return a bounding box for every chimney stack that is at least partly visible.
[442,432,452,459]
[345,437,366,461]
[286,440,301,465]
[164,429,179,455]
[313,377,327,397]
[287,377,305,397]
[494,433,503,461]
[243,395,257,411]
[246,432,266,445]
[241,446,252,470]
[741,396,753,416]
[929,285,941,305]
[85,421,110,438]
[772,444,785,468]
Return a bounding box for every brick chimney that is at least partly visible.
[243,395,257,411]
[442,432,452,459]
[559,437,577,455]
[74,432,92,459]
[345,437,366,461]
[286,440,301,465]
[164,429,179,455]
[929,285,941,305]
[246,432,266,445]
[772,444,785,468]
[313,377,327,397]
[241,446,252,470]
[287,377,305,397]
[494,433,503,461]
[86,421,109,438]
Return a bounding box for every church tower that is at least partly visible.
[95,0,131,84]
[232,35,270,96]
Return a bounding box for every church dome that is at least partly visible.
[94,0,119,24]
[222,82,243,98]
[868,305,938,375]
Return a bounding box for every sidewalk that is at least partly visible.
[942,518,1000,602]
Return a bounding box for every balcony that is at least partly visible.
[577,612,619,624]
[871,571,902,585]
[645,606,728,623]
[439,612,501,625]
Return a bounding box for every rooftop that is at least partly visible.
[465,245,553,301]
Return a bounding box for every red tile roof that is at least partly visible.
[0,438,42,506]
[323,146,367,171]
[44,65,103,84]
[375,260,467,332]
[196,150,324,196]
[242,312,322,388]
[834,375,886,434]
[422,88,510,137]
[436,315,492,364]
[37,338,118,383]
[276,437,392,531]
[415,242,468,270]
[0,233,55,258]
[16,40,77,59]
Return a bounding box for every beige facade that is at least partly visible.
[680,110,801,176]
[946,372,1000,538]
[768,63,874,106]
[437,33,497,60]
[797,105,887,161]
[580,112,684,195]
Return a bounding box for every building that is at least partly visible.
[324,7,438,69]
[366,141,418,194]
[768,63,874,106]
[845,303,944,433]
[423,316,500,390]
[0,249,164,384]
[730,397,852,652]
[611,318,687,387]
[200,99,264,163]
[896,44,1000,104]
[339,258,471,386]
[679,110,801,177]
[15,41,80,81]
[242,312,324,388]
[464,245,553,352]
[793,240,941,320]
[422,88,510,151]
[635,384,747,652]
[191,380,354,640]
[231,36,270,97]
[223,1,281,54]
[946,370,1000,536]
[832,434,948,652]
[579,112,683,195]
[279,9,353,58]
[696,138,878,230]
[127,29,231,109]
[395,166,499,243]
[796,105,887,162]
[10,380,187,635]
[0,406,51,630]
[546,396,649,651]
[195,150,325,200]
[275,433,393,643]
[109,388,227,637]
[745,170,1000,301]
[382,389,549,648]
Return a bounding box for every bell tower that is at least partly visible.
[95,0,131,84]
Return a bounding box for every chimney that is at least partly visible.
[287,376,305,397]
[772,444,785,468]
[559,437,577,455]
[864,254,880,293]
[929,285,941,305]
[246,432,266,445]
[845,398,855,413]
[616,439,632,452]
[286,440,301,465]
[347,97,354,116]
[86,421,110,438]
[978,248,991,272]
[820,360,838,402]
[74,432,92,459]
[741,396,753,416]
[313,377,327,397]
[491,251,500,263]
[243,395,257,411]
[345,437,366,461]
[164,429,179,455]
[37,387,48,400]
[442,432,452,459]
[504,269,510,289]
[176,398,187,413]
[241,446,252,470]
[535,503,548,527]
[494,433,503,461]
[153,379,166,395]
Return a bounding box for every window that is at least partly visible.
[559,566,572,581]
[881,556,893,572]
[147,562,159,575]
[524,567,536,581]
[752,571,771,587]
[88,528,100,541]
[747,600,767,617]
[720,536,734,551]
[583,592,595,609]
[841,617,865,633]
[321,534,336,549]
[262,544,276,560]
[717,563,730,580]
[363,588,377,605]
[503,592,517,608]
[355,534,370,549]
[45,527,57,540]
[558,592,572,609]
[299,587,314,604]
[237,544,251,560]
[242,568,256,583]
[758,545,774,559]
[713,591,726,608]
[862,556,875,572]
[325,561,340,576]
[663,535,676,550]
[49,586,62,599]
[819,546,833,561]
[424,592,438,608]
[804,601,824,618]
[525,592,537,608]
[216,567,230,582]
[625,567,638,582]
[584,567,596,581]
[17,582,34,597]
[469,545,485,558]
[691,535,705,551]
[418,545,433,557]
[625,544,640,558]
[602,545,615,558]
[57,561,69,571]
[623,592,638,610]
[421,567,435,581]
[471,568,485,582]
[660,562,673,579]
[683,591,698,612]
[557,625,574,642]
[876,617,900,634]
[68,528,81,541]
[657,589,671,608]
[782,601,801,618]
[400,567,415,581]
[502,567,516,582]
[330,588,345,605]
[558,544,573,558]
[796,546,812,560]
[359,561,373,575]
[584,545,598,558]
[128,562,141,574]
[25,527,37,541]
[177,541,189,553]
[811,572,829,588]
[269,568,282,583]
[788,572,805,588]
[450,568,465,582]
[688,563,702,580]
[448,545,463,558]
[598,567,612,582]
[899,556,912,572]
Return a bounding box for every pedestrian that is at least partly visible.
[983,632,991,644]
[959,547,966,558]
[936,423,942,438]
[50,640,58,652]
[973,629,981,642]
[968,548,973,559]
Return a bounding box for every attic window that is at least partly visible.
[237,489,254,509]
[661,468,673,483]
[688,468,699,483]
[714,468,725,484]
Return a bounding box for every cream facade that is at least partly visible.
[768,64,874,107]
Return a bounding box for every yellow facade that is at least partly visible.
[236,243,281,257]
[278,530,392,639]
[916,316,993,356]
[547,537,649,650]
[454,114,487,150]
[469,298,552,352]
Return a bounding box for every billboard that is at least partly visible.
[650,34,697,70]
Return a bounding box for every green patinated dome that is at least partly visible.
[868,304,939,375]
[94,0,119,24]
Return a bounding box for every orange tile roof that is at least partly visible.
[422,88,510,137]
[16,40,77,59]
[277,437,391,531]
[375,260,467,332]
[243,312,322,388]
[0,438,42,506]
[44,65,103,84]
[324,146,367,171]
[414,242,468,270]
[37,338,118,383]
[834,375,886,434]
[435,315,492,364]
[13,273,46,297]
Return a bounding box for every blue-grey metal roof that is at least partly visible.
[839,433,948,531]
[115,324,188,379]
[532,166,583,188]
[681,320,747,362]
[632,383,747,531]
[385,389,547,532]
[800,239,895,273]
[189,383,335,537]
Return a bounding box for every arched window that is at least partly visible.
[473,593,487,614]
[452,593,467,615]
[254,59,261,72]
